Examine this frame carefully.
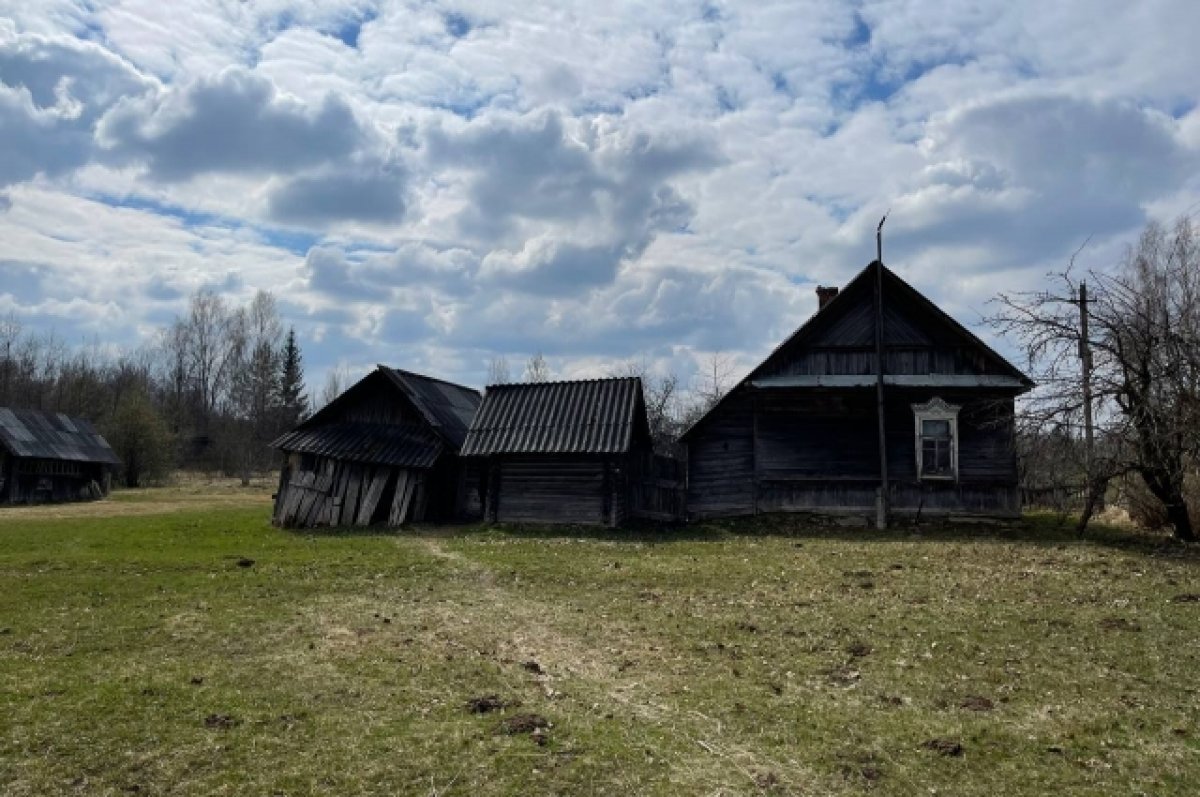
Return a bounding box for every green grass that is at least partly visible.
[1,487,1198,796]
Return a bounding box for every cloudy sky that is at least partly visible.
[2,1,1199,391]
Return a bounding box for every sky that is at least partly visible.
[1,0,1199,393]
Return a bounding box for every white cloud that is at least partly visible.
[2,0,1199,391]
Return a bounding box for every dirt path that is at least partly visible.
[408,535,811,791]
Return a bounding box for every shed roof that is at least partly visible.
[0,407,120,465]
[272,422,442,469]
[461,377,646,456]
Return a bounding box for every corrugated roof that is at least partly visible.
[271,422,443,468]
[461,377,645,456]
[379,367,480,450]
[0,407,120,465]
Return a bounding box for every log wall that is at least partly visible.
[687,387,1019,520]
[685,393,755,518]
[482,455,648,527]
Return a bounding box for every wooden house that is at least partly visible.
[0,407,118,504]
[681,261,1034,524]
[270,366,481,528]
[461,378,657,526]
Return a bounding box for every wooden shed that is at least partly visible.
[270,366,481,528]
[461,378,657,526]
[682,260,1034,524]
[0,407,118,504]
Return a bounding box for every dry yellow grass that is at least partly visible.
[1,484,1197,795]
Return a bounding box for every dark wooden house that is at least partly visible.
[0,407,118,504]
[270,366,481,528]
[682,261,1033,524]
[461,378,656,526]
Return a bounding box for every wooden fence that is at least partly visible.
[630,453,686,521]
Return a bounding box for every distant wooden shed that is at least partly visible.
[681,261,1034,524]
[461,378,656,526]
[0,407,118,504]
[270,366,481,528]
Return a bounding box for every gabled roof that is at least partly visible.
[271,422,442,469]
[681,260,1034,440]
[378,366,480,450]
[461,377,647,456]
[0,407,120,465]
[282,366,480,453]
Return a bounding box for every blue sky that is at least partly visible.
[1,0,1198,392]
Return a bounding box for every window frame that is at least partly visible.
[912,397,960,481]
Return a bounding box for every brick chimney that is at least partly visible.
[816,286,839,309]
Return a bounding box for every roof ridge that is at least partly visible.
[380,365,480,396]
[484,376,640,389]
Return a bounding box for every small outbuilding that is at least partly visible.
[681,260,1034,524]
[270,366,481,528]
[0,407,118,504]
[462,378,658,526]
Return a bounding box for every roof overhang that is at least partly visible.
[751,374,1031,390]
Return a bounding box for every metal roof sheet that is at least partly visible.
[271,422,443,468]
[0,407,120,465]
[461,377,644,456]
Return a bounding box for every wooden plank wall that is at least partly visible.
[685,393,755,518]
[689,387,1020,520]
[760,289,1004,379]
[494,458,608,525]
[325,388,413,425]
[2,458,110,504]
[272,455,428,529]
[629,453,685,521]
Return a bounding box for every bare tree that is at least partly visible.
[0,312,19,404]
[608,359,683,453]
[523,352,550,383]
[693,351,734,410]
[183,289,245,428]
[230,290,283,482]
[992,218,1200,540]
[486,355,512,385]
[320,363,353,409]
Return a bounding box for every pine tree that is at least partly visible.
[276,327,308,430]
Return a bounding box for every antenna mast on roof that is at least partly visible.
[876,211,889,263]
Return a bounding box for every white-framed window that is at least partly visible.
[912,397,960,480]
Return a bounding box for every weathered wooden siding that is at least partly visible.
[628,453,686,521]
[685,393,754,518]
[763,344,1005,379]
[494,458,608,525]
[696,387,1019,519]
[2,456,111,504]
[272,454,427,528]
[760,282,1008,379]
[322,389,413,425]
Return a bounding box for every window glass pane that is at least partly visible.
[922,419,951,438]
[922,442,938,472]
[922,438,952,474]
[935,440,950,471]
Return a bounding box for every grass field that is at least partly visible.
[1,481,1198,796]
